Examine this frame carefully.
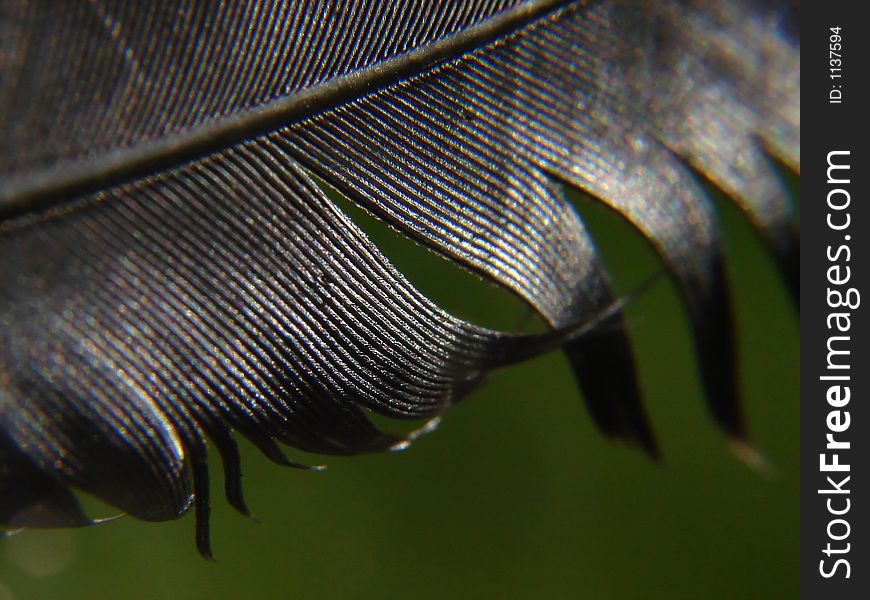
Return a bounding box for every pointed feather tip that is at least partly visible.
[254,438,326,471]
[200,548,216,562]
[278,458,328,472]
[0,528,23,538]
[194,517,214,561]
[90,512,125,525]
[726,437,776,478]
[0,515,123,538]
[600,424,661,462]
[561,341,661,462]
[628,429,661,462]
[195,532,214,561]
[390,417,442,452]
[563,270,666,462]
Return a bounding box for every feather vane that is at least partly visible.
[0,0,799,556]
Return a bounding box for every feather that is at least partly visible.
[0,0,798,556]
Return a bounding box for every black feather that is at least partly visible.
[0,0,798,555]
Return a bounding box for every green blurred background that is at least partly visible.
[0,186,798,599]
